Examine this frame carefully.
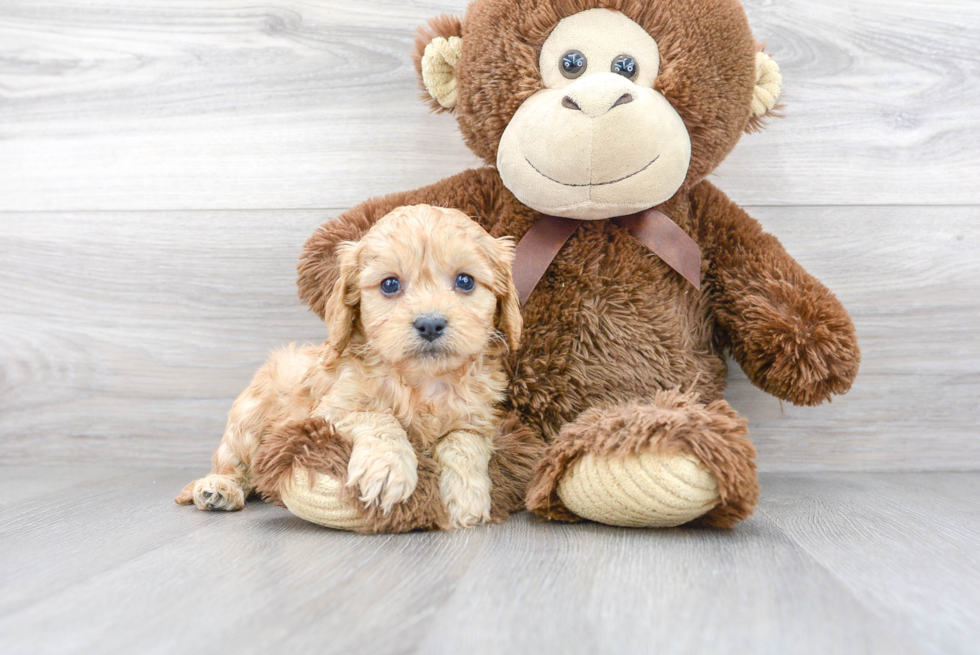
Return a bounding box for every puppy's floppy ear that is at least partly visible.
[412,15,464,113]
[324,241,361,355]
[488,236,522,351]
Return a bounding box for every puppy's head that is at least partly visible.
[324,205,521,373]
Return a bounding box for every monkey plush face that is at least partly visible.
[414,0,782,221]
[497,9,691,220]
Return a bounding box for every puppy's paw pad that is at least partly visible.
[187,475,246,512]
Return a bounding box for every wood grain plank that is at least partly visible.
[0,467,488,654]
[0,466,133,507]
[0,0,978,210]
[416,506,924,655]
[4,468,960,655]
[760,472,980,655]
[1,206,977,470]
[0,468,219,618]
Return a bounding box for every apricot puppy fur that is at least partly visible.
[175,204,522,528]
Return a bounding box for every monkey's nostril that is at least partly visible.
[414,314,448,342]
[562,96,582,111]
[612,93,634,109]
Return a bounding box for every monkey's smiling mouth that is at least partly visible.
[524,155,660,187]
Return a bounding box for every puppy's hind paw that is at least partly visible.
[346,438,418,514]
[176,474,246,512]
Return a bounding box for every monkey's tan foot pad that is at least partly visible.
[556,452,720,528]
[279,468,367,531]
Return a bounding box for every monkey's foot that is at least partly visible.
[556,452,720,528]
[526,390,759,529]
[281,467,368,530]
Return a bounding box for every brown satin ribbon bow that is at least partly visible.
[511,208,702,305]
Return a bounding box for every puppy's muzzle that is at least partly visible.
[414,313,447,342]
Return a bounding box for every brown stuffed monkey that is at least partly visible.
[252,0,860,531]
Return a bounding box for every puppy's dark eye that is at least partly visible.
[560,50,587,79]
[611,54,638,79]
[380,277,401,296]
[454,273,476,293]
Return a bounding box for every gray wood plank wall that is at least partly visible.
[1,0,978,470]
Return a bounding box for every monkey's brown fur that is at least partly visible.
[271,0,860,530]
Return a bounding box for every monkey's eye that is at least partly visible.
[611,54,638,79]
[454,273,476,293]
[380,277,401,296]
[560,50,587,79]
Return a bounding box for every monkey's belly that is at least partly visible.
[512,308,727,438]
[505,206,724,432]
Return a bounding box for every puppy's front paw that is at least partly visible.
[175,474,245,511]
[440,470,492,529]
[346,438,418,513]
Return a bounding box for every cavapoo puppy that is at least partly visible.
[176,204,522,528]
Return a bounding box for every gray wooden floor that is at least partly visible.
[1,467,978,655]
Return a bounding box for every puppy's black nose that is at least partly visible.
[414,314,447,342]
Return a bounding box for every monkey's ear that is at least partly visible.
[413,15,464,113]
[747,50,783,133]
[324,242,361,355]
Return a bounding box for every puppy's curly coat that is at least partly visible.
[176,205,522,528]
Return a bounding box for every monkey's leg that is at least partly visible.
[251,417,448,533]
[525,389,758,529]
[253,411,545,532]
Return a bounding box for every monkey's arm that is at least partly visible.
[299,168,506,318]
[692,181,860,406]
